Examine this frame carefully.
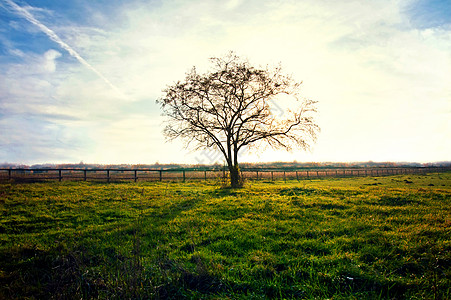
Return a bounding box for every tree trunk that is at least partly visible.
[229,165,241,188]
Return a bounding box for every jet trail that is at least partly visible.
[2,0,123,95]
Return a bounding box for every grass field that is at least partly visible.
[0,173,450,299]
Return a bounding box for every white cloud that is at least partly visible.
[42,49,61,72]
[3,0,124,96]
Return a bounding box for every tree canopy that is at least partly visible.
[158,53,319,187]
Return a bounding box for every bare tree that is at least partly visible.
[158,53,319,188]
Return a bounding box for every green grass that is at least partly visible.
[0,173,450,299]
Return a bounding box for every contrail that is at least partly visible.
[2,0,123,96]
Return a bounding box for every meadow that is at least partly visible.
[0,173,450,299]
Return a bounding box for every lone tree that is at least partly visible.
[158,53,319,188]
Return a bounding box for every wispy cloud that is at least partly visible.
[1,0,123,96]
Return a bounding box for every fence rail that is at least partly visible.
[1,166,450,183]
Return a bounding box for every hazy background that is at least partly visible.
[1,0,450,165]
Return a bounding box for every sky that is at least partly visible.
[0,0,450,165]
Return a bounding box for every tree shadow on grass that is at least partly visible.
[0,244,103,299]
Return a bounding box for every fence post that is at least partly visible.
[271,171,274,181]
[306,171,309,179]
[256,171,259,180]
[84,170,87,181]
[204,170,207,181]
[59,169,62,182]
[183,169,185,182]
[134,170,138,182]
[284,171,286,182]
[107,170,110,183]
[159,170,162,181]
[8,169,11,180]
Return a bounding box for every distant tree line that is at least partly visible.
[1,161,450,170]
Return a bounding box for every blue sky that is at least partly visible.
[0,0,450,165]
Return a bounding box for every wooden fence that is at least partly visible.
[0,166,449,183]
